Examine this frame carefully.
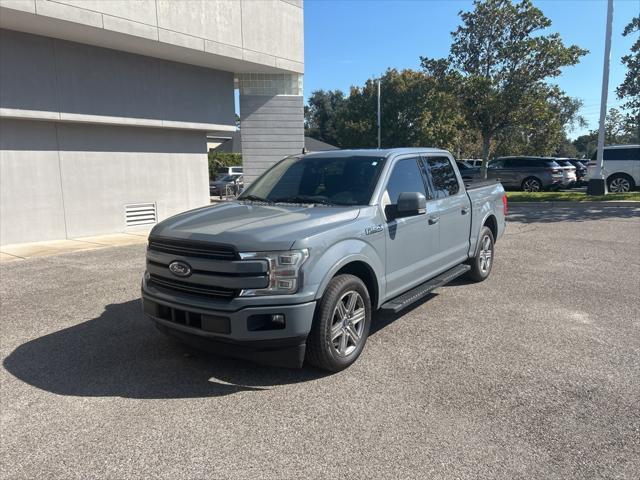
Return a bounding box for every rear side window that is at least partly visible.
[385,158,428,203]
[425,156,460,198]
[604,147,640,161]
[505,158,527,168]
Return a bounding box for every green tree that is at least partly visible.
[305,90,346,146]
[422,0,587,176]
[492,85,584,157]
[617,16,640,116]
[334,69,464,151]
[572,108,639,158]
[617,16,640,141]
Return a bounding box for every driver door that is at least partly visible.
[382,157,440,300]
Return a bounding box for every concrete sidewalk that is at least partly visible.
[0,229,151,262]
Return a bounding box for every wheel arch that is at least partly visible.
[312,244,384,309]
[332,261,379,311]
[483,214,498,239]
[607,172,636,190]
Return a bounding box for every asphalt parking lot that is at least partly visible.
[1,204,639,479]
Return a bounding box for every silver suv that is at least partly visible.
[488,157,563,192]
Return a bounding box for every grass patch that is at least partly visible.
[506,191,640,202]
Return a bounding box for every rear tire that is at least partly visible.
[306,274,372,372]
[521,177,542,192]
[467,226,495,282]
[607,173,635,193]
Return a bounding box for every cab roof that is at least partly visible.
[302,148,450,159]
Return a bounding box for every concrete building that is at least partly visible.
[0,0,304,245]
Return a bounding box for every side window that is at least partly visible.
[426,156,460,198]
[489,159,504,169]
[385,158,427,204]
[504,158,525,168]
[604,148,639,161]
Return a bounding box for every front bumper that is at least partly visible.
[141,286,316,368]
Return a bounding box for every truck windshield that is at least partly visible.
[238,155,386,206]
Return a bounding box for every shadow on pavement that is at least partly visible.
[4,294,436,398]
[508,203,640,224]
[3,300,328,399]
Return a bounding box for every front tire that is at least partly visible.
[467,226,495,282]
[306,274,372,372]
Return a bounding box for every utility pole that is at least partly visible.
[587,0,613,196]
[377,79,381,149]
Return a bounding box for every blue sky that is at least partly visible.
[303,0,639,139]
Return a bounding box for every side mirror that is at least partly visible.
[396,192,427,217]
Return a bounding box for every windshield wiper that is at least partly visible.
[272,195,336,206]
[239,194,272,203]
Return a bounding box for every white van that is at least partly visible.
[587,145,639,192]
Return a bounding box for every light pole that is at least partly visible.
[587,0,614,196]
[377,79,381,149]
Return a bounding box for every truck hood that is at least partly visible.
[151,201,361,251]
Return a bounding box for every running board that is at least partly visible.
[380,264,471,313]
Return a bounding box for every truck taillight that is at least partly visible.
[502,194,508,216]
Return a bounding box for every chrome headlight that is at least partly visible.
[238,249,309,296]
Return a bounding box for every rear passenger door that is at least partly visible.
[422,155,472,271]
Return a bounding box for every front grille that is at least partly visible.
[143,299,231,334]
[148,274,236,298]
[148,237,236,261]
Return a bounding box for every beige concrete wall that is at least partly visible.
[0,119,209,245]
[0,0,304,73]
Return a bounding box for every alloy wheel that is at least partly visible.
[479,234,493,274]
[609,177,631,193]
[331,290,366,357]
[523,179,541,192]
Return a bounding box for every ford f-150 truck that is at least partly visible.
[142,148,506,371]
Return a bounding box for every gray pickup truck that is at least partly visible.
[142,148,506,371]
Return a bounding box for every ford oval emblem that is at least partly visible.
[169,261,192,277]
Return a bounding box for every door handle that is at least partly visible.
[428,216,440,225]
[461,208,469,215]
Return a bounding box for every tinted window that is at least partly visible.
[604,147,640,161]
[385,158,427,203]
[239,155,386,206]
[426,156,459,198]
[504,158,527,168]
[489,159,505,169]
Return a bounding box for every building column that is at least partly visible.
[238,73,304,184]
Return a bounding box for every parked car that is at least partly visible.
[586,145,640,192]
[487,156,563,192]
[559,158,588,186]
[142,148,506,371]
[461,159,483,167]
[216,166,243,178]
[553,159,578,188]
[210,174,243,198]
[456,160,480,181]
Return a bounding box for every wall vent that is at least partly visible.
[125,203,157,227]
